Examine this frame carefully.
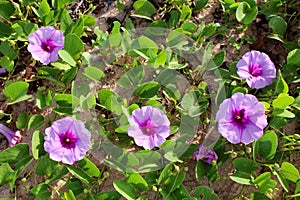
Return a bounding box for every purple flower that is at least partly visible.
[44,117,91,165]
[236,50,276,89]
[128,106,170,150]
[27,26,64,65]
[216,92,268,144]
[193,144,218,164]
[0,124,22,147]
[0,68,7,75]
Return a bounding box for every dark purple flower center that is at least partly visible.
[233,109,247,124]
[249,63,262,77]
[140,119,155,135]
[41,40,54,53]
[60,132,77,149]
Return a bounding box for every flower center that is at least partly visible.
[249,63,262,77]
[41,41,54,53]
[60,132,77,149]
[233,109,246,124]
[142,126,153,135]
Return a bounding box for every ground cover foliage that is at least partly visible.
[0,0,300,199]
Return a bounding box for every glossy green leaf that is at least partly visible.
[61,67,78,84]
[67,166,93,187]
[64,190,76,200]
[59,50,76,66]
[193,186,219,200]
[4,82,32,105]
[30,183,51,200]
[133,0,155,17]
[113,180,136,200]
[28,114,44,130]
[273,93,294,109]
[274,170,288,192]
[194,0,209,11]
[0,163,14,185]
[126,173,148,191]
[32,130,45,159]
[275,71,289,94]
[269,16,287,36]
[255,131,278,160]
[35,154,57,176]
[0,22,13,38]
[233,158,258,174]
[83,67,105,81]
[0,143,30,164]
[236,1,258,25]
[16,112,28,129]
[253,172,277,193]
[281,162,300,183]
[0,1,15,21]
[66,178,84,196]
[165,172,185,193]
[134,81,160,98]
[78,157,100,177]
[230,171,252,185]
[94,191,122,200]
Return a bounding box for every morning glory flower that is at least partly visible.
[216,92,267,144]
[128,106,170,150]
[44,117,91,165]
[28,26,64,65]
[0,68,7,75]
[193,144,218,164]
[236,50,276,89]
[0,124,22,147]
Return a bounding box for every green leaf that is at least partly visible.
[83,15,96,27]
[0,1,15,21]
[61,67,78,84]
[195,160,218,182]
[0,56,14,72]
[158,163,173,185]
[35,154,57,176]
[78,157,100,177]
[67,166,93,187]
[193,186,219,200]
[194,0,209,11]
[83,67,105,81]
[59,50,77,66]
[0,163,14,185]
[66,178,84,196]
[30,183,51,200]
[54,94,73,107]
[32,130,45,159]
[274,170,288,192]
[167,10,180,28]
[272,108,295,118]
[0,22,13,38]
[126,173,148,191]
[113,180,136,200]
[0,143,30,164]
[287,49,300,66]
[281,162,300,183]
[0,40,18,60]
[4,82,32,105]
[71,17,84,36]
[64,190,76,200]
[180,5,192,21]
[16,112,28,129]
[36,92,46,109]
[295,180,300,200]
[269,16,287,36]
[273,93,294,109]
[236,2,258,25]
[255,131,278,160]
[165,172,185,193]
[134,82,160,98]
[275,71,288,94]
[94,191,122,200]
[250,192,271,200]
[37,0,51,18]
[233,158,258,174]
[46,165,68,184]
[253,172,277,193]
[133,0,155,18]
[28,114,44,130]
[230,171,252,185]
